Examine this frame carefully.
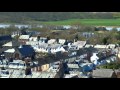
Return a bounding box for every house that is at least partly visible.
[26,31,40,36]
[34,43,48,53]
[94,45,108,49]
[114,70,120,78]
[0,35,12,46]
[107,44,116,49]
[31,60,64,78]
[64,72,90,78]
[82,32,94,38]
[29,37,37,41]
[64,74,79,78]
[37,72,57,78]
[34,44,67,54]
[0,69,10,78]
[48,39,56,44]
[31,72,44,78]
[92,69,117,78]
[18,35,30,45]
[11,31,21,38]
[3,48,15,58]
[39,37,47,43]
[50,44,66,53]
[58,39,66,45]
[90,53,99,63]
[85,44,94,48]
[8,60,26,69]
[69,45,78,50]
[73,41,86,49]
[1,40,20,58]
[10,69,23,78]
[48,61,64,78]
[0,35,12,42]
[2,40,20,47]
[0,59,8,68]
[66,64,80,73]
[14,45,35,60]
[34,53,64,71]
[26,41,39,46]
[79,63,95,72]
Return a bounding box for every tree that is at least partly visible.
[74,34,79,42]
[37,36,40,41]
[56,38,59,44]
[111,28,118,32]
[102,37,109,45]
[100,62,120,69]
[21,29,27,35]
[47,36,50,41]
[64,39,68,45]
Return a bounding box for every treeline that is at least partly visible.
[0,12,116,23]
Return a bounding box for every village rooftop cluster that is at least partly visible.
[0,29,120,78]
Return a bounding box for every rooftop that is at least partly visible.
[73,41,86,47]
[18,45,35,57]
[19,35,29,40]
[92,69,116,78]
[67,64,79,69]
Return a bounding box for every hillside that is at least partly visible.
[0,12,117,24]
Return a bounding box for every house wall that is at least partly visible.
[31,64,49,72]
[13,50,22,60]
[40,64,50,71]
[54,62,64,78]
[18,39,29,45]
[116,72,120,78]
[93,72,117,78]
[111,72,117,78]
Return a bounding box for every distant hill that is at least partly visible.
[0,12,118,23]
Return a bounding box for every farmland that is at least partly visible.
[38,19,120,26]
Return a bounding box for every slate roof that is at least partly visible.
[4,48,15,53]
[19,35,29,40]
[92,69,116,78]
[73,41,86,47]
[4,53,14,58]
[26,31,40,36]
[49,44,61,49]
[2,40,20,47]
[0,47,12,54]
[36,53,64,66]
[18,45,35,57]
[0,35,12,41]
[48,39,56,44]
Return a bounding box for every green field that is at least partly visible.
[36,19,120,26]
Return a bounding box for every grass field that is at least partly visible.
[36,19,120,26]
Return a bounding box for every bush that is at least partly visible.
[100,62,120,69]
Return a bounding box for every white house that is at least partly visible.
[26,41,39,46]
[73,41,86,48]
[8,60,26,69]
[4,48,15,53]
[0,69,10,78]
[29,37,37,41]
[90,53,99,64]
[34,44,66,54]
[59,39,66,44]
[48,39,56,44]
[94,45,107,49]
[19,35,30,40]
[85,44,94,48]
